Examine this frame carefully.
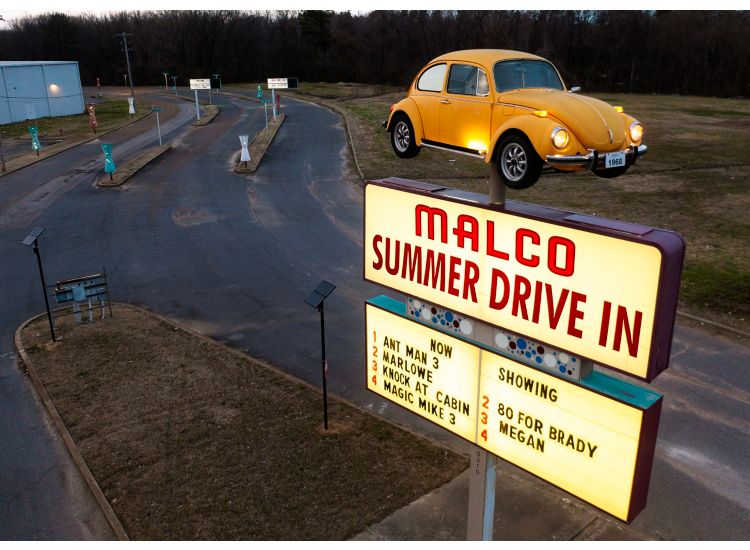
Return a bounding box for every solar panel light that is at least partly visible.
[305,280,336,309]
[305,280,336,430]
[21,226,56,341]
[22,226,45,246]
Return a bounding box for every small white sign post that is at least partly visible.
[190,79,211,122]
[152,106,163,146]
[127,96,135,117]
[239,135,250,168]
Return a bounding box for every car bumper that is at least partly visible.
[546,144,647,170]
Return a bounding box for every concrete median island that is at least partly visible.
[17,304,467,540]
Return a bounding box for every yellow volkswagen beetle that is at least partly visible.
[384,49,647,189]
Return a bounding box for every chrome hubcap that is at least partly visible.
[394,121,410,152]
[501,143,527,182]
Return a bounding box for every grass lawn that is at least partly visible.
[21,306,468,540]
[1,98,150,144]
[275,82,750,342]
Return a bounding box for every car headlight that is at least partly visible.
[629,121,643,142]
[551,127,569,149]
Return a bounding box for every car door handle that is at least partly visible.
[440,99,451,104]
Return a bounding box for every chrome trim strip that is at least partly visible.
[545,144,648,169]
[422,142,486,159]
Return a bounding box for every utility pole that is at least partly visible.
[116,32,135,99]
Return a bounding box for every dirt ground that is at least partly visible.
[21,305,467,540]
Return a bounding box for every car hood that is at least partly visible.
[501,89,627,150]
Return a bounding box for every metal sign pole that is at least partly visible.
[194,89,200,121]
[156,111,162,146]
[264,103,268,131]
[208,87,212,105]
[271,89,277,120]
[467,447,496,540]
[319,303,329,430]
[489,159,505,207]
[31,240,56,342]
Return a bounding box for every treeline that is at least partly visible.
[1,10,748,97]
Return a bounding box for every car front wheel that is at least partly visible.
[390,114,421,158]
[496,134,542,190]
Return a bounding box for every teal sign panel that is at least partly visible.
[28,125,41,151]
[101,143,116,173]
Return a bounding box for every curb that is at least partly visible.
[191,105,220,127]
[14,314,129,541]
[234,114,286,173]
[97,144,172,187]
[0,110,152,179]
[275,93,366,182]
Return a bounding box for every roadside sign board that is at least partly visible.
[101,143,116,173]
[267,78,288,89]
[190,78,211,90]
[366,295,662,522]
[28,125,41,151]
[364,179,684,382]
[239,135,250,162]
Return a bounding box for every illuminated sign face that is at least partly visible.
[366,298,662,522]
[364,179,684,382]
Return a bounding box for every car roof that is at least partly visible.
[429,49,547,67]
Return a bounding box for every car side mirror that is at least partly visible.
[570,86,582,93]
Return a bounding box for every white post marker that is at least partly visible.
[152,106,163,146]
[239,135,250,166]
[127,96,135,116]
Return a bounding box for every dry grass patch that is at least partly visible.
[21,305,467,540]
[281,84,750,340]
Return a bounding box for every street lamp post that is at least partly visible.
[163,72,169,90]
[171,76,178,96]
[22,227,56,342]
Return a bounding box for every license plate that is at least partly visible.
[605,152,626,169]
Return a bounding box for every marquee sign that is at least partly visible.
[366,296,662,522]
[364,179,684,382]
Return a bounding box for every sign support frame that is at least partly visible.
[467,447,496,540]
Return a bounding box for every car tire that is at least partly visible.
[390,114,421,159]
[593,166,629,178]
[495,134,543,190]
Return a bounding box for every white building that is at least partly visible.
[0,61,84,124]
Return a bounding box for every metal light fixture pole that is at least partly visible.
[172,76,178,96]
[116,32,135,99]
[163,72,169,90]
[0,131,6,172]
[22,227,56,342]
[304,281,336,430]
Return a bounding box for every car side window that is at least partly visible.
[417,64,447,92]
[447,64,489,97]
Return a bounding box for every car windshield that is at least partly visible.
[493,60,564,92]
